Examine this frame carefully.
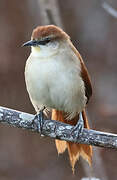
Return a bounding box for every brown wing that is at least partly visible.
[80,56,92,103]
[70,42,92,103]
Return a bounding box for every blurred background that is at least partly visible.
[0,0,117,179]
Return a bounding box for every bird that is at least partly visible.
[23,25,92,172]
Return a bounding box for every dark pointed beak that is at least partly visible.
[22,40,38,47]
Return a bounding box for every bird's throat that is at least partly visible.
[31,46,59,59]
[31,47,41,57]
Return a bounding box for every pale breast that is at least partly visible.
[25,50,87,118]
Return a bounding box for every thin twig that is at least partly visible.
[0,106,117,149]
[101,1,117,18]
[37,0,63,28]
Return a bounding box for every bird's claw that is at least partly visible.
[32,107,45,136]
[71,112,84,141]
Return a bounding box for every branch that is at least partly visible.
[101,1,117,18]
[0,106,117,149]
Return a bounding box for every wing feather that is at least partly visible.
[69,41,92,103]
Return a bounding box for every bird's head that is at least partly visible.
[23,25,70,57]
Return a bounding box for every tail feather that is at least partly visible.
[52,109,92,172]
[55,140,67,154]
[52,109,67,154]
[67,142,81,173]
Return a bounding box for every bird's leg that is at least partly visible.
[33,106,45,135]
[71,112,84,140]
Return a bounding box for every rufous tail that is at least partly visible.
[52,109,92,172]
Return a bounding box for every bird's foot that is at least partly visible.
[71,112,84,141]
[33,107,45,136]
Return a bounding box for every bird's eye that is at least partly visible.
[39,38,51,45]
